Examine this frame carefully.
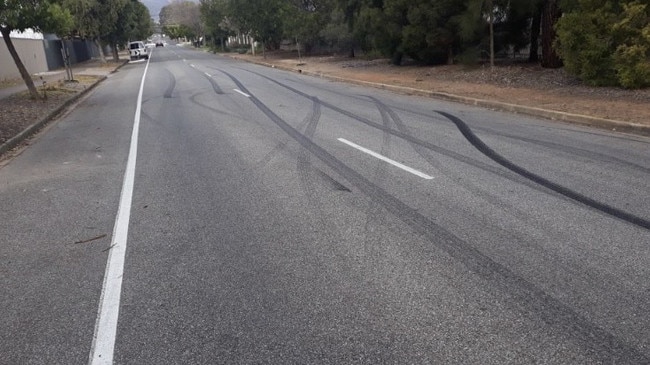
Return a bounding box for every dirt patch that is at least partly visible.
[232,52,650,127]
[0,76,100,145]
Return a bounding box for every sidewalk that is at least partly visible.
[0,57,127,100]
[0,58,127,158]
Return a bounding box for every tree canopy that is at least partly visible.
[3,0,649,90]
[160,0,202,42]
[556,0,650,88]
[1,0,73,98]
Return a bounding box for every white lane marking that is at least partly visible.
[337,138,434,180]
[204,72,211,77]
[233,89,251,98]
[88,50,150,365]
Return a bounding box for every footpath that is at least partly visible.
[0,59,124,100]
[0,59,127,158]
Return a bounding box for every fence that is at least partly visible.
[1,36,99,81]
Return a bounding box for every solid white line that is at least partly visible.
[233,89,250,98]
[88,51,150,365]
[338,138,434,180]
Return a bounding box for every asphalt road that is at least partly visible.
[1,45,649,364]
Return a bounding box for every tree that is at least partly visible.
[199,0,230,49]
[334,0,362,56]
[100,0,136,61]
[108,0,152,58]
[160,0,202,43]
[612,1,650,88]
[528,2,542,62]
[283,0,334,54]
[226,0,288,52]
[1,0,73,99]
[556,0,650,88]
[540,0,562,68]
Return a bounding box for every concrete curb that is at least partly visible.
[226,55,650,137]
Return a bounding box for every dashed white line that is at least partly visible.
[204,72,211,77]
[337,138,434,180]
[88,48,150,365]
[233,89,251,98]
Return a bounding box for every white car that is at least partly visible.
[128,41,149,61]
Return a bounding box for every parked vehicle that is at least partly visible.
[129,41,149,61]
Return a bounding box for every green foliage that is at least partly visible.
[225,0,287,47]
[200,0,231,42]
[556,0,650,88]
[346,0,544,65]
[160,1,202,41]
[319,8,353,51]
[1,0,73,34]
[283,0,334,52]
[612,1,650,88]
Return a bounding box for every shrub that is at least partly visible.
[556,0,650,88]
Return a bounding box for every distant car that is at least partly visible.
[145,42,156,49]
[129,41,149,61]
[155,41,164,47]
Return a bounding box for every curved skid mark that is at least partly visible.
[186,63,224,95]
[472,126,650,174]
[245,70,556,194]
[217,69,648,362]
[296,97,350,192]
[361,97,394,256]
[437,110,650,231]
[226,69,647,362]
[255,99,315,169]
[206,77,224,95]
[188,92,238,118]
[368,96,535,222]
[163,68,176,98]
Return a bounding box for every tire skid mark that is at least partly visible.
[472,126,650,174]
[249,70,650,230]
[295,97,319,171]
[246,70,557,197]
[438,111,650,232]
[368,96,535,223]
[296,97,350,192]
[216,69,649,364]
[370,99,650,314]
[187,63,224,95]
[360,98,394,266]
[295,97,349,263]
[205,76,224,95]
[188,92,238,119]
[162,68,176,99]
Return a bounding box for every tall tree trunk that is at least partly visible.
[111,40,119,61]
[94,37,107,63]
[487,0,494,68]
[529,4,542,63]
[1,27,41,100]
[541,0,562,68]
